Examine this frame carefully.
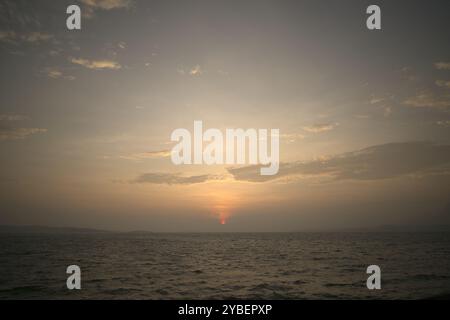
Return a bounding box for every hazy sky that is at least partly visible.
[1,0,450,231]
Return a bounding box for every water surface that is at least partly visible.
[1,232,449,299]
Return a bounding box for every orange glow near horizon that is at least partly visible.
[200,186,239,225]
[217,210,229,225]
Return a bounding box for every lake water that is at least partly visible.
[1,232,449,299]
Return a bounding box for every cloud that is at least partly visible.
[436,80,450,89]
[23,32,53,43]
[0,31,53,44]
[70,57,121,70]
[369,97,384,104]
[383,106,392,117]
[81,0,132,18]
[49,49,62,57]
[0,114,28,121]
[81,0,132,10]
[435,62,450,70]
[177,65,203,76]
[0,31,16,42]
[0,114,47,141]
[120,150,171,160]
[41,67,75,80]
[436,120,450,127]
[46,69,62,78]
[133,172,222,185]
[227,142,450,183]
[0,128,47,141]
[280,133,305,143]
[302,123,338,133]
[189,65,202,76]
[400,66,418,81]
[403,91,450,109]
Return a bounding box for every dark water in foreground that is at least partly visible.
[0,232,450,299]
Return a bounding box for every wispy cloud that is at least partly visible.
[46,69,62,79]
[403,91,450,109]
[302,123,338,133]
[41,67,75,80]
[436,120,450,127]
[0,31,53,44]
[0,128,47,141]
[400,66,418,81]
[0,114,29,121]
[279,133,305,143]
[22,32,53,43]
[383,106,392,117]
[0,31,15,42]
[81,0,133,18]
[435,80,450,89]
[227,142,450,183]
[120,150,171,161]
[189,65,202,76]
[133,172,222,185]
[177,65,203,76]
[434,62,450,70]
[0,113,47,141]
[70,57,121,70]
[369,97,384,104]
[81,0,132,10]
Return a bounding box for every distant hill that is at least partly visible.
[293,224,450,233]
[0,225,110,234]
[371,224,450,232]
[1,224,449,234]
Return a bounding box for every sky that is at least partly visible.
[0,0,450,231]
